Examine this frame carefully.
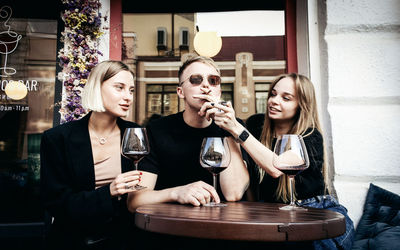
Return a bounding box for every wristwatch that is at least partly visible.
[235,129,250,143]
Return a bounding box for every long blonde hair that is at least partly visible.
[259,73,328,202]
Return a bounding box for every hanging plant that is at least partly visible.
[57,0,107,123]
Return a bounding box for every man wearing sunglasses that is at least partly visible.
[127,55,249,212]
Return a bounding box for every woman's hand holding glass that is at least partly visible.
[109,170,142,197]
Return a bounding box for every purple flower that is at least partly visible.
[59,0,106,121]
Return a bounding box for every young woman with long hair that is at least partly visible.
[201,72,357,249]
[201,72,328,203]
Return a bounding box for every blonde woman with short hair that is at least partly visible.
[41,60,142,250]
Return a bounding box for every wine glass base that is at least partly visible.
[203,202,227,207]
[279,204,307,211]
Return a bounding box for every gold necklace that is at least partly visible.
[89,122,117,145]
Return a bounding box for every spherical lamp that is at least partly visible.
[5,80,28,100]
[193,31,222,58]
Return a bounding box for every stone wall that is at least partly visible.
[319,0,400,225]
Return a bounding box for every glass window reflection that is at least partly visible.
[0,19,57,223]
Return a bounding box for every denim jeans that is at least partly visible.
[296,195,355,250]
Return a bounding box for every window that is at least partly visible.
[179,27,189,50]
[146,84,179,118]
[0,19,57,224]
[156,27,167,50]
[221,83,233,105]
[255,82,270,114]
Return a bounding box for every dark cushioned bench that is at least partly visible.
[352,183,400,250]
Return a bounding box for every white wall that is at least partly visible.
[308,0,400,226]
[98,0,110,61]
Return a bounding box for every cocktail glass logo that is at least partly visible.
[0,6,21,77]
[0,5,28,101]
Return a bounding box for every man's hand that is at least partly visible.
[170,181,220,206]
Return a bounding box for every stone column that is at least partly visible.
[234,52,254,120]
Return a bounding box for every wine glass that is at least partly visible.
[199,137,231,207]
[273,134,309,211]
[121,128,150,190]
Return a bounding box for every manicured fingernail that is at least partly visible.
[140,172,143,175]
[211,103,214,106]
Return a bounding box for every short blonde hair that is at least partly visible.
[178,54,220,85]
[82,60,134,112]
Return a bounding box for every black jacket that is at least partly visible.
[40,112,139,249]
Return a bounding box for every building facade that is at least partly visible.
[122,13,287,125]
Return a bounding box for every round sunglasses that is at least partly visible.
[179,74,221,86]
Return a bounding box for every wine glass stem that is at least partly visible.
[212,174,217,191]
[289,176,295,206]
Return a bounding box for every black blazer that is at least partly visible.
[40,112,139,249]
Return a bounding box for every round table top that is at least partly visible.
[135,201,346,242]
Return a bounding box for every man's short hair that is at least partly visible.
[82,60,134,112]
[178,54,220,83]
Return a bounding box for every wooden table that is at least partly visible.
[135,201,346,242]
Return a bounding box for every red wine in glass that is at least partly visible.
[203,166,228,175]
[273,134,309,211]
[199,137,231,207]
[121,128,150,190]
[278,164,307,176]
[123,151,148,163]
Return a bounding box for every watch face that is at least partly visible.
[239,130,249,142]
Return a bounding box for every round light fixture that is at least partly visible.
[5,80,28,100]
[193,31,222,57]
